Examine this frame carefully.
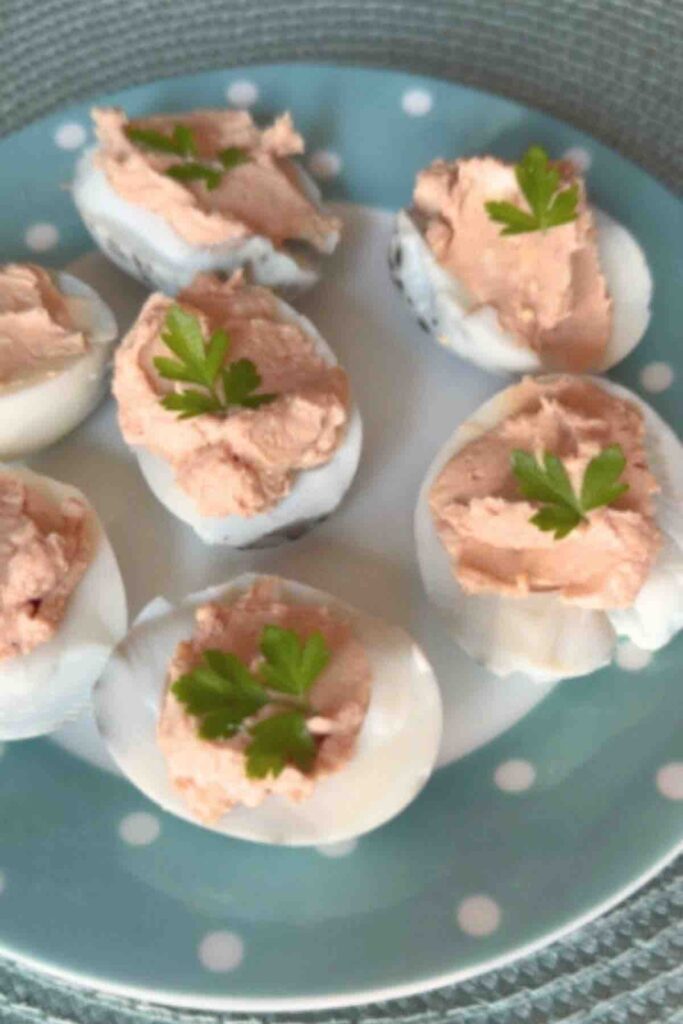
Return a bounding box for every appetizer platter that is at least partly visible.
[0,64,681,1011]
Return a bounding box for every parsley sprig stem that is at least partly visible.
[171,624,331,779]
[511,444,629,539]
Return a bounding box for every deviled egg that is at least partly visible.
[113,272,362,547]
[0,465,127,740]
[95,574,442,846]
[391,148,652,374]
[0,263,117,457]
[73,107,341,294]
[416,375,683,683]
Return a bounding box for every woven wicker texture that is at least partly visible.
[0,1,681,1021]
[1,0,682,190]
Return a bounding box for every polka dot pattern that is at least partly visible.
[54,122,86,150]
[25,223,59,252]
[656,762,683,801]
[615,641,653,672]
[118,812,161,846]
[494,759,536,793]
[226,80,259,108]
[198,931,244,972]
[640,362,674,394]
[308,150,342,180]
[402,89,433,116]
[562,146,592,172]
[457,895,501,937]
[316,839,358,858]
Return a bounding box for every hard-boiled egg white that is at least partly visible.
[390,208,652,375]
[0,272,117,459]
[94,574,442,847]
[0,466,127,740]
[415,376,683,684]
[132,299,363,547]
[73,148,339,295]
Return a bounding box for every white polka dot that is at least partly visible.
[0,871,5,895]
[402,89,433,117]
[118,811,161,846]
[656,762,683,801]
[316,838,358,858]
[308,150,342,180]
[640,362,674,394]
[562,146,592,172]
[198,931,244,972]
[456,895,501,937]
[494,759,536,793]
[226,80,259,108]
[25,223,59,252]
[615,640,653,672]
[54,122,86,150]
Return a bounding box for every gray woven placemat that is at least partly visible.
[0,2,681,1022]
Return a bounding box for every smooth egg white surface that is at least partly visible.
[0,273,117,459]
[94,574,443,846]
[73,148,339,295]
[415,377,683,683]
[391,208,652,376]
[133,300,363,546]
[0,466,128,740]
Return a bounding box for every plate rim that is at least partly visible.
[1,839,680,1012]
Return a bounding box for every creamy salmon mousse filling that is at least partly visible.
[157,577,372,823]
[0,264,89,384]
[92,107,341,253]
[412,153,612,371]
[430,376,661,610]
[0,470,93,660]
[113,272,350,518]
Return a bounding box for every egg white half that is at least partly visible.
[0,273,117,459]
[73,148,339,295]
[133,299,363,546]
[0,466,128,740]
[94,574,442,847]
[391,208,652,375]
[415,377,683,683]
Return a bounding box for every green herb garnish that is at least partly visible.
[485,145,579,236]
[165,162,223,190]
[247,712,317,779]
[511,444,629,539]
[125,122,249,191]
[126,123,197,157]
[155,305,275,419]
[171,625,330,779]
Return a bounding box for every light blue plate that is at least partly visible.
[0,64,681,1012]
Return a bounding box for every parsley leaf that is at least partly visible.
[165,162,223,191]
[222,359,276,409]
[125,123,197,157]
[511,444,629,539]
[154,305,276,419]
[171,625,331,778]
[580,444,629,511]
[171,649,267,739]
[126,121,249,191]
[246,711,317,779]
[485,145,579,235]
[218,146,251,171]
[259,625,330,696]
